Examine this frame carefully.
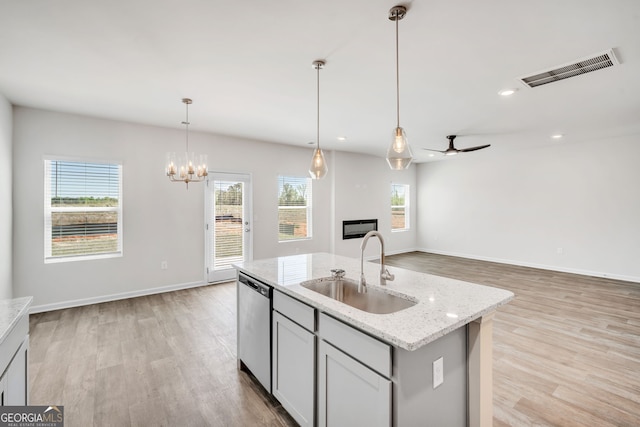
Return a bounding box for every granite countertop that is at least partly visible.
[234,253,514,351]
[0,296,33,346]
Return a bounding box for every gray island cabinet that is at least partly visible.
[235,253,513,427]
[0,296,32,406]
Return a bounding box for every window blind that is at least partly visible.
[212,180,244,270]
[44,159,122,262]
[278,176,312,241]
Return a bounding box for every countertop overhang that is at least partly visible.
[234,253,514,351]
[0,296,32,346]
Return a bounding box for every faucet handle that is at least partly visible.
[330,268,346,279]
[381,268,395,282]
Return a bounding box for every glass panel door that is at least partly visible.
[206,172,252,282]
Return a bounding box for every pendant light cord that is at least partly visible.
[317,63,321,150]
[395,11,400,128]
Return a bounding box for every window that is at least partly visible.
[44,159,122,262]
[391,184,409,231]
[278,176,312,241]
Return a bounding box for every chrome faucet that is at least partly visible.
[330,269,346,279]
[359,230,395,292]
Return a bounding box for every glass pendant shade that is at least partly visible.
[309,147,328,179]
[386,5,413,170]
[308,59,328,180]
[386,127,413,170]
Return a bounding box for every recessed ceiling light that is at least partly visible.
[551,133,564,139]
[336,136,347,141]
[428,153,435,157]
[498,88,517,97]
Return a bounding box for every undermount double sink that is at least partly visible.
[300,277,417,314]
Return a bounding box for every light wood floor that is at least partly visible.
[28,252,640,426]
[383,252,640,427]
[29,283,296,427]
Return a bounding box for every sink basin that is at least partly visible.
[300,277,417,314]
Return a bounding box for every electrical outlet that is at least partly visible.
[557,247,563,254]
[433,357,444,389]
[161,261,168,270]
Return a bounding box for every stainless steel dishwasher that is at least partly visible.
[237,272,272,393]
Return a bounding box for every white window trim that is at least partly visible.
[44,158,123,263]
[277,176,313,242]
[391,183,410,232]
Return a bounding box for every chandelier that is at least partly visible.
[166,98,208,188]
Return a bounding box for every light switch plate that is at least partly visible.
[433,357,444,389]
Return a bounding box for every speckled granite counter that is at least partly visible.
[0,296,32,346]
[234,253,513,351]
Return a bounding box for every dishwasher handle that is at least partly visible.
[239,273,271,298]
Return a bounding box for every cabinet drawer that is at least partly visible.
[274,290,315,332]
[319,313,391,378]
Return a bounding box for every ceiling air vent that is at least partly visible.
[519,49,619,88]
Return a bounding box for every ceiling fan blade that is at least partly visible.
[458,144,491,152]
[422,148,446,153]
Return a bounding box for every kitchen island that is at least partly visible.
[0,296,32,405]
[235,253,513,427]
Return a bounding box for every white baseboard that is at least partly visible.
[386,247,420,257]
[415,248,640,284]
[363,247,420,262]
[29,280,208,314]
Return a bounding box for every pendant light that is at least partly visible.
[386,5,413,170]
[165,98,208,189]
[309,60,328,179]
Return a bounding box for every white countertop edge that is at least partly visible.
[0,296,33,346]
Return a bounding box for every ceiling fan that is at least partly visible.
[423,135,491,156]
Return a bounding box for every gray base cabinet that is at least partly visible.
[1,338,28,405]
[272,312,315,427]
[272,291,316,427]
[270,291,466,427]
[0,310,29,406]
[318,340,391,427]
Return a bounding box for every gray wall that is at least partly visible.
[331,151,417,258]
[0,95,11,299]
[417,135,640,282]
[11,107,417,309]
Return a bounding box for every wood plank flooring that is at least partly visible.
[28,252,640,426]
[29,284,296,427]
[383,252,640,427]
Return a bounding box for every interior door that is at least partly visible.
[206,172,252,282]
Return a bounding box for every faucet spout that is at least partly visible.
[359,231,395,293]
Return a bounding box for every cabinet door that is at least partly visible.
[0,372,7,406]
[272,311,315,427]
[4,338,28,406]
[318,340,391,427]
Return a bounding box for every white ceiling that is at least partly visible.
[1,0,639,162]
